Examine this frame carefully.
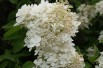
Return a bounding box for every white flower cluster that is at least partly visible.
[98,31,103,43]
[15,0,85,68]
[77,4,96,29]
[77,0,103,29]
[95,52,103,68]
[95,0,103,15]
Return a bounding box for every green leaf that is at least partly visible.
[16,51,30,58]
[12,29,26,53]
[70,0,81,8]
[0,60,8,68]
[22,61,34,68]
[4,50,17,62]
[3,20,16,30]
[7,10,17,21]
[35,0,41,4]
[84,62,92,68]
[0,50,17,62]
[6,61,15,68]
[9,0,18,4]
[75,46,81,54]
[15,64,21,68]
[73,0,81,7]
[12,38,24,53]
[17,0,32,9]
[4,26,22,39]
[91,0,100,4]
[0,55,5,62]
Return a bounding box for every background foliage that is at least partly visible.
[0,0,103,68]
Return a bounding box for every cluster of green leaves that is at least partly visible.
[0,0,103,68]
[0,0,42,68]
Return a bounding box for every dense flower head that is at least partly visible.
[15,0,81,49]
[15,0,80,36]
[95,0,103,15]
[77,4,96,29]
[15,0,85,68]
